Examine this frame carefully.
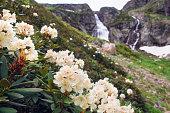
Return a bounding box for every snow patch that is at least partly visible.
[140,45,170,58]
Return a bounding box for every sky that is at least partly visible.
[34,0,130,11]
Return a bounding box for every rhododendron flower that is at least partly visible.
[33,13,38,17]
[41,25,58,38]
[16,21,34,36]
[127,89,133,95]
[53,65,92,93]
[2,9,16,23]
[120,94,125,99]
[126,79,133,84]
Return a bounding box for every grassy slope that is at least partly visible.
[114,44,170,112]
[0,0,150,112]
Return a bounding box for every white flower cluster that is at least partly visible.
[45,49,84,68]
[0,20,16,50]
[50,23,56,26]
[16,21,34,36]
[125,79,133,84]
[41,25,58,38]
[0,9,38,61]
[13,37,38,61]
[33,13,38,17]
[70,78,134,113]
[53,65,92,93]
[48,49,134,112]
[21,5,31,8]
[1,9,16,23]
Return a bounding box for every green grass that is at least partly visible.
[115,44,140,60]
[44,6,55,11]
[23,0,30,5]
[133,56,170,81]
[145,103,163,113]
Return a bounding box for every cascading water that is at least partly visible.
[126,16,141,50]
[92,14,109,41]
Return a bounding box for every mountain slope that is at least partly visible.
[0,0,151,112]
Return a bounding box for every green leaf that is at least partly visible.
[54,107,61,113]
[51,103,55,111]
[41,67,48,77]
[0,107,17,113]
[0,56,8,78]
[11,74,28,87]
[41,99,53,103]
[52,89,61,94]
[0,78,10,89]
[62,109,70,113]
[48,78,53,89]
[33,78,39,87]
[7,101,26,107]
[46,71,53,79]
[12,81,35,87]
[11,88,43,95]
[0,96,7,100]
[36,77,50,89]
[64,97,72,104]
[7,92,24,99]
[32,95,38,103]
[0,96,8,102]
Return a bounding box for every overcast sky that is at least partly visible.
[35,0,130,11]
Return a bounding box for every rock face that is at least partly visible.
[103,0,170,46]
[42,4,96,35]
[97,7,136,44]
[129,0,170,46]
[122,0,149,13]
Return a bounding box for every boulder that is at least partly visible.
[91,39,102,46]
[101,42,116,54]
[165,53,170,60]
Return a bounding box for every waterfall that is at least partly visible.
[92,14,109,41]
[126,16,141,50]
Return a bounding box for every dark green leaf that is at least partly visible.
[7,92,24,99]
[41,99,53,103]
[52,89,61,94]
[0,107,17,113]
[32,95,38,103]
[48,78,53,89]
[64,97,72,104]
[11,74,28,87]
[41,92,53,100]
[51,103,55,111]
[33,78,39,87]
[0,96,7,100]
[0,78,10,88]
[0,56,8,78]
[62,109,70,113]
[36,77,50,89]
[7,101,26,107]
[46,71,53,79]
[11,88,43,95]
[54,107,61,113]
[0,96,8,102]
[41,67,48,77]
[11,81,35,87]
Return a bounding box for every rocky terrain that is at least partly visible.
[42,4,96,35]
[43,0,170,47]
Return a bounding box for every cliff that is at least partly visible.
[42,4,96,35]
